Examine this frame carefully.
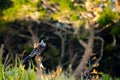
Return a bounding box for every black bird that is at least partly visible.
[22,39,47,64]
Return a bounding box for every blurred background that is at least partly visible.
[0,0,120,79]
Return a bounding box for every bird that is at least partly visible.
[22,38,47,64]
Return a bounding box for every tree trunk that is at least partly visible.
[73,25,94,77]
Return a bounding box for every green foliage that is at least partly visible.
[0,19,7,31]
[70,15,79,21]
[2,0,39,22]
[59,0,74,10]
[101,72,111,80]
[2,64,120,80]
[50,0,85,26]
[0,60,38,80]
[111,23,120,35]
[75,6,85,11]
[98,7,119,26]
[0,60,75,80]
[116,77,120,80]
[101,72,120,80]
[27,67,36,80]
[51,0,60,4]
[12,0,30,5]
[0,0,120,79]
[106,44,117,51]
[24,45,33,53]
[56,73,75,80]
[11,0,39,6]
[2,5,21,21]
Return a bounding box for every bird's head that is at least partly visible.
[39,37,47,48]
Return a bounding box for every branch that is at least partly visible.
[95,23,111,34]
[85,36,104,74]
[54,29,65,65]
[10,28,31,39]
[15,33,31,39]
[112,35,116,46]
[63,52,78,66]
[42,21,74,34]
[27,25,34,36]
[77,21,94,48]
[65,53,78,73]
[76,34,88,48]
[27,24,39,43]
[0,44,4,59]
[93,36,104,66]
[71,52,78,65]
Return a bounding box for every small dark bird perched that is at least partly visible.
[22,38,47,64]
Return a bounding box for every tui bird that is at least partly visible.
[22,38,47,64]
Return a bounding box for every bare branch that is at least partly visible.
[95,23,111,33]
[42,21,74,34]
[112,35,116,46]
[15,33,31,39]
[66,53,78,73]
[0,44,4,60]
[54,29,65,65]
[71,52,78,65]
[27,24,39,43]
[27,24,34,36]
[77,35,87,48]
[93,36,104,66]
[9,28,31,39]
[76,22,93,48]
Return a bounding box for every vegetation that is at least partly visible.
[0,59,120,80]
[0,59,75,80]
[0,0,120,80]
